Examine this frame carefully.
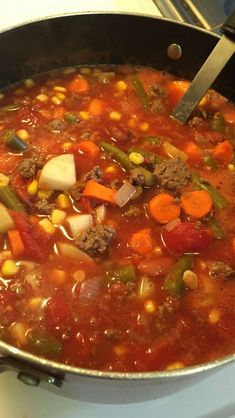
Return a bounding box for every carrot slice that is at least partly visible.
[181,190,212,219]
[88,98,105,116]
[148,194,181,224]
[183,141,202,163]
[82,180,116,204]
[130,228,153,255]
[76,141,100,160]
[68,76,89,93]
[212,140,234,164]
[7,229,25,258]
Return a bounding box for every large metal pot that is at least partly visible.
[0,12,235,404]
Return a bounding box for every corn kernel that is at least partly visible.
[228,163,235,171]
[36,93,49,102]
[73,270,86,282]
[115,80,127,92]
[39,218,55,235]
[10,322,28,346]
[51,96,62,105]
[113,345,127,357]
[105,165,117,174]
[129,152,144,165]
[1,260,18,276]
[144,300,156,314]
[166,361,184,371]
[109,111,121,121]
[16,129,29,141]
[27,179,38,196]
[53,85,67,92]
[28,297,43,310]
[79,111,90,120]
[153,246,162,256]
[0,173,10,187]
[37,189,53,199]
[55,92,66,100]
[0,92,4,100]
[199,96,207,107]
[139,122,149,132]
[80,67,91,75]
[57,193,71,209]
[51,209,66,225]
[62,142,73,151]
[50,269,67,285]
[128,117,137,129]
[24,78,35,88]
[209,308,221,324]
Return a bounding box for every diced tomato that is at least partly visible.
[161,222,212,255]
[0,153,19,174]
[44,295,72,330]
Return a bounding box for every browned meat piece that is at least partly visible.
[83,166,103,183]
[48,118,65,132]
[76,225,116,256]
[128,168,145,186]
[18,153,46,178]
[189,117,209,130]
[154,158,190,192]
[107,123,132,143]
[209,261,235,280]
[70,181,85,201]
[34,198,55,215]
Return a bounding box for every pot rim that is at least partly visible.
[0,11,232,381]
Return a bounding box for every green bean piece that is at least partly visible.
[64,112,79,124]
[191,173,228,209]
[0,104,21,112]
[129,147,163,165]
[0,185,25,211]
[29,331,62,357]
[143,136,162,145]
[113,264,136,283]
[3,129,28,152]
[131,74,150,109]
[204,155,218,171]
[100,142,134,171]
[164,255,193,296]
[131,186,143,200]
[137,166,155,187]
[210,113,224,132]
[208,217,225,239]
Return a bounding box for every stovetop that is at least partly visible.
[0,1,235,417]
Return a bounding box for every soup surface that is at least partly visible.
[0,66,235,372]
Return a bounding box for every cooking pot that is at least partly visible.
[0,12,235,404]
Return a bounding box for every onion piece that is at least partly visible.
[165,217,181,232]
[78,277,101,305]
[114,181,136,207]
[95,204,106,224]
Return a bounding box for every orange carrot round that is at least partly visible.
[68,76,89,93]
[148,193,181,224]
[181,190,212,219]
[130,228,153,255]
[89,98,105,116]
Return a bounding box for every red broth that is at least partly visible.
[0,66,235,372]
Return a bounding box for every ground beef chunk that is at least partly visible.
[154,158,190,192]
[189,116,209,130]
[83,166,103,183]
[76,225,115,256]
[209,261,235,280]
[70,181,85,201]
[34,198,55,215]
[128,168,145,186]
[124,205,142,217]
[18,154,46,178]
[106,123,132,143]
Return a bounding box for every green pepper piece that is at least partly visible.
[29,331,62,357]
[129,147,163,165]
[204,155,218,171]
[0,185,25,211]
[210,113,224,132]
[64,112,79,124]
[131,74,150,109]
[208,217,225,239]
[112,264,136,283]
[143,136,162,146]
[191,173,228,209]
[164,255,193,296]
[3,129,28,152]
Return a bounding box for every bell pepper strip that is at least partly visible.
[0,184,25,212]
[164,255,193,296]
[130,228,153,255]
[131,74,150,109]
[191,173,228,209]
[208,217,225,239]
[82,180,116,204]
[112,264,136,283]
[7,229,25,258]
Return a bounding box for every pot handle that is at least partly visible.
[221,9,235,39]
[0,355,63,388]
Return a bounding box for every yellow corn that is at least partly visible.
[73,270,86,282]
[36,93,49,102]
[105,165,117,174]
[27,179,38,196]
[166,362,184,371]
[79,111,90,120]
[50,269,67,285]
[228,163,235,171]
[10,322,28,346]
[37,189,53,199]
[129,152,144,165]
[152,246,163,256]
[0,92,4,100]
[209,308,221,324]
[109,111,121,121]
[28,297,43,310]
[57,193,71,209]
[51,209,66,225]
[80,67,91,75]
[115,80,127,92]
[62,142,73,151]
[139,122,149,132]
[16,129,29,141]
[1,260,18,276]
[0,173,10,186]
[51,96,62,105]
[53,85,67,92]
[113,345,127,357]
[24,78,35,88]
[55,92,66,100]
[39,218,55,235]
[144,300,156,314]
